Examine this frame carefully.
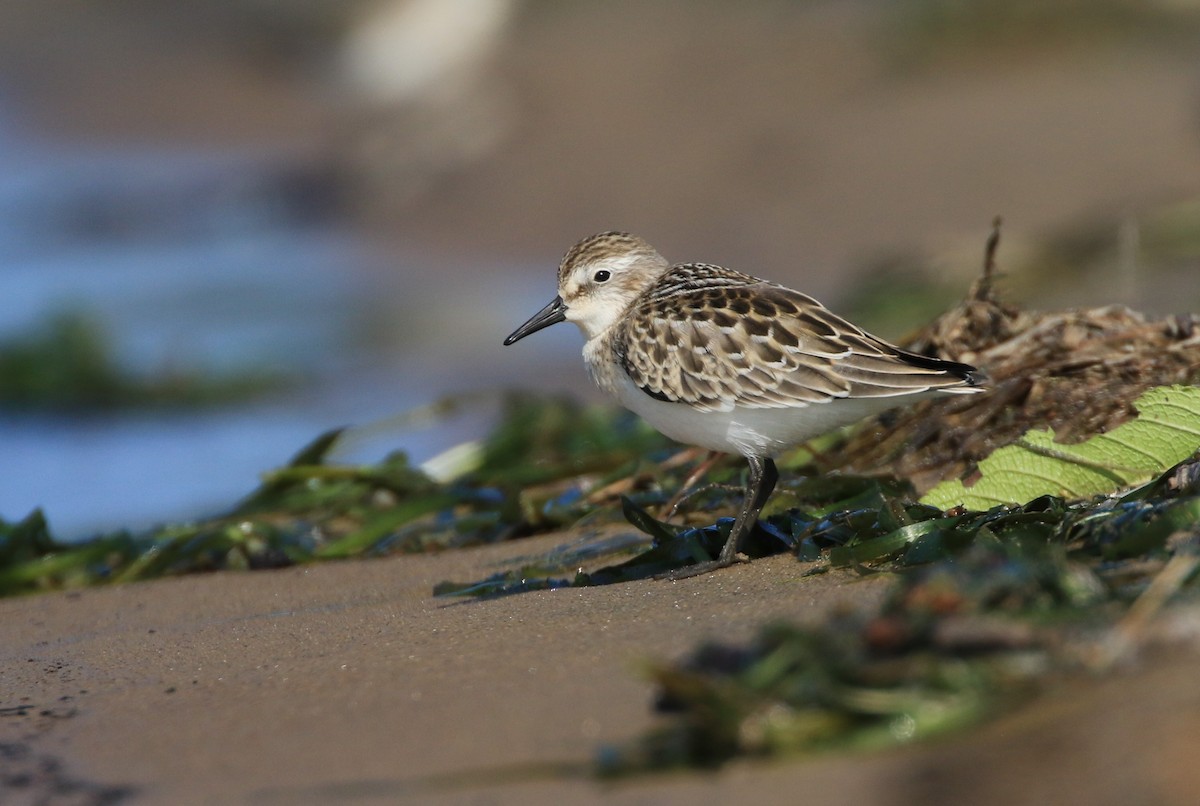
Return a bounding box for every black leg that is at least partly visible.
[663,455,778,580]
[717,455,778,565]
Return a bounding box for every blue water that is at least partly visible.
[0,114,563,539]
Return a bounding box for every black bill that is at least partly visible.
[503,296,568,345]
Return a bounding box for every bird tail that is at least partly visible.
[894,349,987,390]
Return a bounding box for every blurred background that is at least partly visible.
[0,0,1198,537]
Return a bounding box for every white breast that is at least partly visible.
[608,372,899,458]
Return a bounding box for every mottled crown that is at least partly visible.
[557,231,665,285]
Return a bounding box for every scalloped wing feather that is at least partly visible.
[615,268,979,412]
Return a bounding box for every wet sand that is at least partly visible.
[3,532,1199,804]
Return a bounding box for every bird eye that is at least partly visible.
[593,270,611,283]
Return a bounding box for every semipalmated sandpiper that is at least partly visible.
[505,232,984,577]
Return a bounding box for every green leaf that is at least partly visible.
[923,385,1200,510]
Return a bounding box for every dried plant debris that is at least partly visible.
[833,226,1200,493]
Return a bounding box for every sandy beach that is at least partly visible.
[4,530,1199,805]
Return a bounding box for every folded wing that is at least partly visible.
[616,268,981,413]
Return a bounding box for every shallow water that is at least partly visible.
[0,112,565,539]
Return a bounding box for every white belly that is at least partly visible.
[609,372,897,458]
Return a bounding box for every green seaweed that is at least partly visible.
[0,311,289,411]
[0,396,671,596]
[599,458,1200,773]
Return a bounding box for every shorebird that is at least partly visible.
[504,232,984,577]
